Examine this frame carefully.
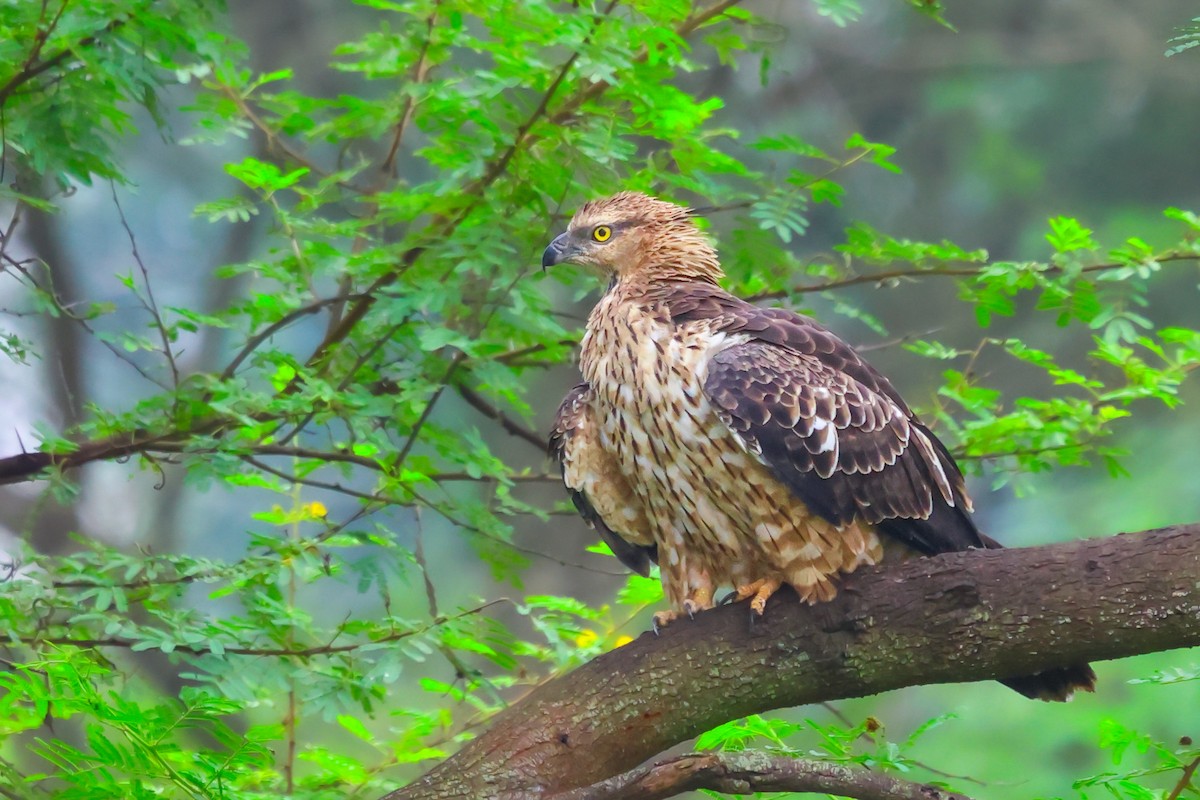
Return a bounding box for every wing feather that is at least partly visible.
[670,286,985,555]
[549,383,657,575]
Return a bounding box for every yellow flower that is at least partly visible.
[575,629,599,648]
[614,635,634,648]
[305,501,328,519]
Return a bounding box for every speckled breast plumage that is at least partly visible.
[580,289,883,610]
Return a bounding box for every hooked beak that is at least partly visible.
[541,232,570,271]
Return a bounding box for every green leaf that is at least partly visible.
[337,714,376,743]
[1045,216,1097,253]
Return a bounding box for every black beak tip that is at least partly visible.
[541,232,568,271]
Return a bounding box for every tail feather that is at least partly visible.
[879,502,1097,702]
[981,529,1097,701]
[1002,664,1097,702]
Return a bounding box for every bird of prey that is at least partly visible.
[545,191,1095,701]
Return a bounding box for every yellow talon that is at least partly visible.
[652,609,680,633]
[734,577,784,616]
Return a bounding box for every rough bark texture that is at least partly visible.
[547,752,974,800]
[386,526,1200,800]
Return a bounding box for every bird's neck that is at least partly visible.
[629,225,723,284]
[618,251,724,290]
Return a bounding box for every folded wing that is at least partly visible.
[549,383,657,575]
[695,301,985,556]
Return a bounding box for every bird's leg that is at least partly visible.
[680,568,717,619]
[682,585,714,619]
[653,572,685,633]
[732,577,784,616]
[653,571,714,632]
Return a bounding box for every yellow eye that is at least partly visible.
[592,225,612,242]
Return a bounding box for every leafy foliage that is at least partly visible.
[695,712,962,793]
[1166,16,1200,57]
[0,1,1197,799]
[1074,720,1200,800]
[0,0,221,196]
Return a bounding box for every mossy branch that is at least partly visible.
[385,525,1200,800]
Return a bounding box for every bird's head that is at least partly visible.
[541,191,722,284]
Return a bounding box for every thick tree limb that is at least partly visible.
[385,525,1200,800]
[547,751,973,800]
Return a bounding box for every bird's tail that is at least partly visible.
[978,532,1097,702]
[1001,665,1097,702]
[882,513,1097,701]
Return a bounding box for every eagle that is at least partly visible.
[544,191,1096,701]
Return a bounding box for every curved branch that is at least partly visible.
[385,525,1200,799]
[0,430,176,485]
[548,751,973,800]
[750,250,1200,300]
[455,382,546,451]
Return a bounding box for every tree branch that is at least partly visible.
[384,525,1200,799]
[24,600,505,658]
[749,250,1200,300]
[0,17,125,108]
[455,382,547,451]
[1167,755,1200,800]
[548,751,973,800]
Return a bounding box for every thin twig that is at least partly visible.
[220,291,367,380]
[242,455,384,503]
[219,85,358,191]
[406,486,629,576]
[392,351,466,469]
[150,440,556,483]
[14,256,169,389]
[413,507,511,708]
[491,339,578,364]
[0,199,23,271]
[679,0,744,36]
[463,0,623,198]
[749,251,1200,301]
[0,12,122,108]
[381,2,440,175]
[432,471,557,483]
[110,184,179,389]
[693,148,877,217]
[456,383,547,452]
[546,0,745,127]
[25,601,506,658]
[1166,755,1200,800]
[412,507,439,619]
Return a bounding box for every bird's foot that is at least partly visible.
[683,587,714,619]
[651,609,679,635]
[652,588,714,633]
[732,577,784,616]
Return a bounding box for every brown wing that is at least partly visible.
[667,286,984,555]
[697,303,1097,698]
[607,272,1093,700]
[549,383,656,576]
